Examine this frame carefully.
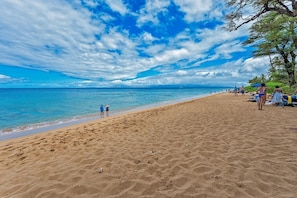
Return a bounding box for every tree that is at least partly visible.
[244,13,297,86]
[225,0,297,87]
[225,0,297,31]
[248,74,267,84]
[269,57,291,83]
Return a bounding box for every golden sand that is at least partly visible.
[0,93,296,197]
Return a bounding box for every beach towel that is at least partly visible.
[288,96,292,104]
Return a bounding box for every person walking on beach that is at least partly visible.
[105,104,109,117]
[257,83,268,110]
[100,104,104,118]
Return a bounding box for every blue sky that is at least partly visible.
[0,0,270,88]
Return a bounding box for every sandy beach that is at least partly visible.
[0,93,296,198]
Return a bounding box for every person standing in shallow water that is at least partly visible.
[105,104,109,117]
[100,105,104,118]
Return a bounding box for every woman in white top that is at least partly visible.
[272,86,283,106]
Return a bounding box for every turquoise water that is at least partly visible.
[0,87,226,138]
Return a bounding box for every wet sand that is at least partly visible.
[0,93,296,197]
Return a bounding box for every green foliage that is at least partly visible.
[283,84,297,94]
[244,86,256,93]
[224,0,297,88]
[244,13,297,87]
[266,82,284,93]
[248,74,267,84]
[245,81,281,94]
[245,81,296,94]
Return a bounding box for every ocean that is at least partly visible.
[0,87,226,140]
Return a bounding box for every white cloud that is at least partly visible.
[0,74,21,83]
[81,0,99,8]
[0,0,269,87]
[105,0,129,16]
[142,32,156,42]
[1,0,104,69]
[175,0,211,15]
[154,48,190,63]
[175,70,188,77]
[173,0,218,22]
[137,0,170,26]
[241,56,271,73]
[214,40,246,59]
[122,56,268,87]
[0,74,10,80]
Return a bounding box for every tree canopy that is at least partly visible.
[225,0,297,30]
[244,13,297,86]
[225,0,297,87]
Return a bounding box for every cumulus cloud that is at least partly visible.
[136,0,171,26]
[105,0,129,16]
[0,0,268,87]
[173,0,214,22]
[241,56,271,73]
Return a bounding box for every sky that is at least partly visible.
[0,0,270,88]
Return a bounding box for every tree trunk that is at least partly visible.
[280,51,296,87]
[276,45,296,87]
[289,51,296,86]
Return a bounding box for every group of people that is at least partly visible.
[233,86,245,96]
[256,83,297,110]
[100,104,109,118]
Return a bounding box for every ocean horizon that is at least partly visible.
[0,87,227,140]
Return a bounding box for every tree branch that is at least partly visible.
[235,8,266,30]
[276,0,292,12]
[264,0,295,16]
[290,0,297,10]
[226,0,297,31]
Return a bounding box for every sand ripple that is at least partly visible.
[1,93,297,197]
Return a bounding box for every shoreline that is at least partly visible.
[1,92,296,197]
[0,92,218,141]
[1,87,226,134]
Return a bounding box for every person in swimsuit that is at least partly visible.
[262,85,268,106]
[257,83,268,110]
